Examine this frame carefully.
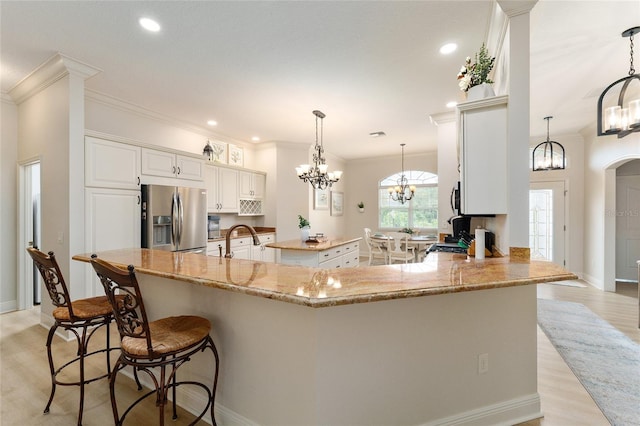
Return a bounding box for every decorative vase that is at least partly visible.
[358,207,365,213]
[466,83,495,101]
[301,226,310,241]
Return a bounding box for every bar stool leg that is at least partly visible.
[43,325,58,415]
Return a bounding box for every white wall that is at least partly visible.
[1,96,18,312]
[307,150,347,239]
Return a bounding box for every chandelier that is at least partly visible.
[295,110,342,190]
[388,143,415,204]
[597,26,640,138]
[532,116,565,171]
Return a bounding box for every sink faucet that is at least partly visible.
[224,224,261,258]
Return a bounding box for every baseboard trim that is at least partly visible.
[422,393,542,426]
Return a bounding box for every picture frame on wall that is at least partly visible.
[209,141,227,164]
[330,191,344,216]
[228,144,244,167]
[314,188,329,210]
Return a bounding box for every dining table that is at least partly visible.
[370,233,437,263]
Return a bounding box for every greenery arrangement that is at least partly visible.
[457,43,495,92]
[401,227,414,234]
[357,201,364,208]
[298,215,310,229]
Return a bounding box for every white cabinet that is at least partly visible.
[239,171,265,199]
[204,165,239,213]
[238,171,265,216]
[141,148,204,181]
[229,236,251,259]
[251,233,276,263]
[458,95,508,215]
[279,241,360,269]
[85,137,141,190]
[85,188,141,296]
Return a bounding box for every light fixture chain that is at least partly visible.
[630,32,635,76]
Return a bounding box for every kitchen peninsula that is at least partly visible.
[73,249,576,425]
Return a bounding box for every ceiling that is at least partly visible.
[1,1,639,160]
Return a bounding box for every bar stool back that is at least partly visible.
[90,256,219,426]
[26,247,117,426]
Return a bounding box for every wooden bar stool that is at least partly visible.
[90,256,219,426]
[27,247,118,426]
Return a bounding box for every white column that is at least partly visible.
[498,1,537,249]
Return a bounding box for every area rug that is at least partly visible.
[537,299,640,426]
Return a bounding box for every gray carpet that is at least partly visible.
[538,299,640,426]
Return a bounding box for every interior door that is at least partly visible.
[615,175,640,282]
[529,181,565,266]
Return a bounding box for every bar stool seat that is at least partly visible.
[26,247,119,426]
[122,315,210,356]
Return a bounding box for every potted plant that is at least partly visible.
[456,43,495,100]
[357,201,364,213]
[298,215,310,241]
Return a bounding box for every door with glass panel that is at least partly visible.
[529,181,565,266]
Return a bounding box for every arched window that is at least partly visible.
[378,171,438,231]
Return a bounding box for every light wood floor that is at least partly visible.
[1,280,638,425]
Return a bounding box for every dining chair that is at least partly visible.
[364,228,388,265]
[90,256,219,426]
[386,232,415,264]
[26,247,119,426]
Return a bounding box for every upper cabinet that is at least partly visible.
[238,170,265,216]
[141,148,204,181]
[85,137,141,190]
[205,164,239,213]
[239,171,265,199]
[458,95,508,215]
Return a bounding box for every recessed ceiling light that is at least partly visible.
[207,120,217,126]
[369,131,386,137]
[439,43,457,55]
[139,17,161,32]
[446,101,458,108]
[251,136,260,142]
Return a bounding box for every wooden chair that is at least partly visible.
[386,232,416,264]
[90,256,219,426]
[26,247,118,426]
[364,228,388,265]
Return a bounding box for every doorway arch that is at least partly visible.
[604,154,640,292]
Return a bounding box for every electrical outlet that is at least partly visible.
[57,231,64,244]
[478,353,489,374]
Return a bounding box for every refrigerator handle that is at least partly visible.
[178,193,184,246]
[172,193,179,246]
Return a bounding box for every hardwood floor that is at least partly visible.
[1,279,638,425]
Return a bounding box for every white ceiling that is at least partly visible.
[1,1,639,160]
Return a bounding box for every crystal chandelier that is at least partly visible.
[296,110,343,190]
[597,26,640,138]
[388,143,415,204]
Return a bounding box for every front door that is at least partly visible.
[529,181,565,266]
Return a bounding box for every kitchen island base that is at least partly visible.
[134,273,541,426]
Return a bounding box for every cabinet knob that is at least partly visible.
[177,167,181,174]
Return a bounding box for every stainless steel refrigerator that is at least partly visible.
[141,185,207,254]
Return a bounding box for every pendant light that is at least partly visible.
[295,110,343,190]
[388,143,415,203]
[533,116,565,171]
[597,26,640,138]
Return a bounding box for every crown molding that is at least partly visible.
[497,0,538,18]
[1,92,15,105]
[8,52,101,105]
[85,89,250,148]
[429,111,456,126]
[456,95,509,112]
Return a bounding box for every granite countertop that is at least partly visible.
[266,237,362,251]
[73,248,577,308]
[208,227,275,242]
